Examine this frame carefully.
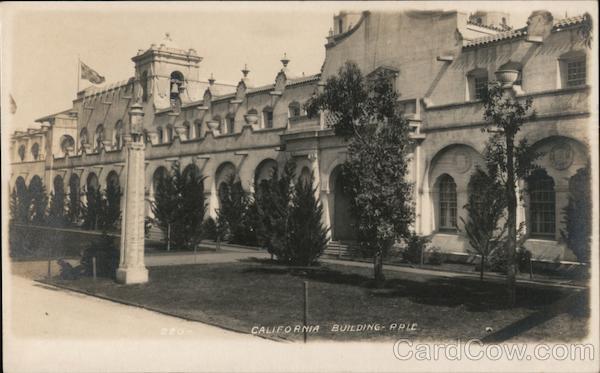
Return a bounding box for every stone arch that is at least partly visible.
[60,135,75,156]
[428,144,484,193]
[299,166,312,186]
[86,172,99,193]
[522,136,589,242]
[152,166,169,196]
[15,176,26,195]
[29,175,43,190]
[427,144,484,233]
[254,158,278,185]
[253,158,278,196]
[322,157,344,194]
[53,175,65,196]
[182,163,202,182]
[214,162,237,207]
[106,170,120,190]
[215,162,236,187]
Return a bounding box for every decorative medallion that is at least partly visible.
[550,142,573,170]
[454,150,472,174]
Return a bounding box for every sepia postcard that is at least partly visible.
[2,1,599,372]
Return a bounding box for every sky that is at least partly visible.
[1,1,592,132]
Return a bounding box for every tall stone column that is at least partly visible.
[116,102,149,284]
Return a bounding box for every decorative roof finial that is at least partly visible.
[281,53,290,68]
[208,73,215,85]
[242,64,250,78]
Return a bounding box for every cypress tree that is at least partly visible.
[287,171,329,266]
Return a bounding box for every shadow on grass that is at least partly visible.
[482,291,589,342]
[243,263,574,312]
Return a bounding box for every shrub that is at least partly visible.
[488,244,508,274]
[152,162,206,250]
[517,247,532,273]
[216,177,258,246]
[202,217,218,241]
[561,167,591,263]
[286,171,329,266]
[402,233,430,264]
[255,161,296,261]
[80,234,120,278]
[426,247,445,265]
[461,167,507,280]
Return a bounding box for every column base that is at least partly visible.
[116,266,149,284]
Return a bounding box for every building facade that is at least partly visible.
[9,10,593,261]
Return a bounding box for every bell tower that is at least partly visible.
[132,33,204,111]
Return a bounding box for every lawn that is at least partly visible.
[47,260,589,342]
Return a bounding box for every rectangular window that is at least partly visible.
[264,111,273,129]
[474,76,488,100]
[567,60,586,87]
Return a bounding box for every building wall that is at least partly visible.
[10,10,593,262]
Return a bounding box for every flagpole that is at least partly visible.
[77,56,80,93]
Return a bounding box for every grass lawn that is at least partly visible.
[48,260,589,342]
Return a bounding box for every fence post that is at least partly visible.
[167,223,171,252]
[529,257,534,280]
[47,245,52,279]
[303,281,309,344]
[92,256,97,281]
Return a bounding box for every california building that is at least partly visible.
[9,10,593,261]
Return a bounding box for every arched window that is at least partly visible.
[114,121,123,150]
[95,124,105,150]
[31,143,40,160]
[183,121,191,139]
[299,166,312,187]
[80,128,89,146]
[226,115,235,134]
[288,101,301,118]
[17,145,26,161]
[195,121,203,139]
[156,127,163,144]
[170,71,184,111]
[528,170,556,238]
[141,71,149,102]
[438,174,457,230]
[262,107,273,129]
[166,126,174,143]
[60,135,75,155]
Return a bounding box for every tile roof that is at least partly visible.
[552,14,589,30]
[463,27,527,48]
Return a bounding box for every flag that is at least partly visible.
[80,61,106,84]
[9,94,17,114]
